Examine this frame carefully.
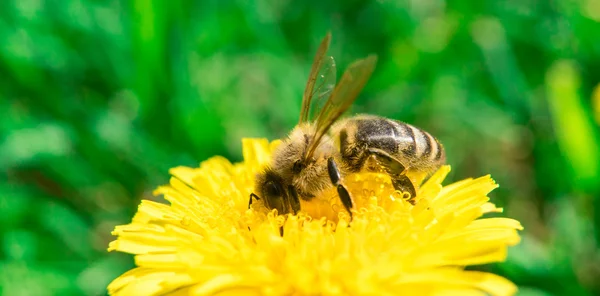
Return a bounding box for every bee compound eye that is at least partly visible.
[265,181,281,197]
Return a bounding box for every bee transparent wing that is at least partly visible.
[309,56,336,121]
[299,32,337,124]
[304,54,378,159]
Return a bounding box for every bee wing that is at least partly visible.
[308,56,336,121]
[304,54,378,160]
[299,33,337,124]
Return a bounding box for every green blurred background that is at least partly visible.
[2,0,600,295]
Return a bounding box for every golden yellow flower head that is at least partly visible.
[107,138,523,296]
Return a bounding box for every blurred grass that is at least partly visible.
[1,0,600,295]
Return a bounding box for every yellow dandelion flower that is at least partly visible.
[107,138,523,296]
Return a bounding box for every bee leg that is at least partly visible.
[327,157,354,220]
[287,186,301,215]
[366,148,417,204]
[248,193,260,209]
[367,148,407,175]
[391,176,417,205]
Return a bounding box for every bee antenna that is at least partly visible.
[248,193,260,209]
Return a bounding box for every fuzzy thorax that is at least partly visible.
[270,124,337,199]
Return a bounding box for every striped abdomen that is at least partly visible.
[336,115,446,173]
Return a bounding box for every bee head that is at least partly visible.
[254,168,299,215]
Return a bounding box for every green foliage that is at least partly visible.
[1,0,600,295]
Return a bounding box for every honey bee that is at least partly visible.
[250,33,446,219]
